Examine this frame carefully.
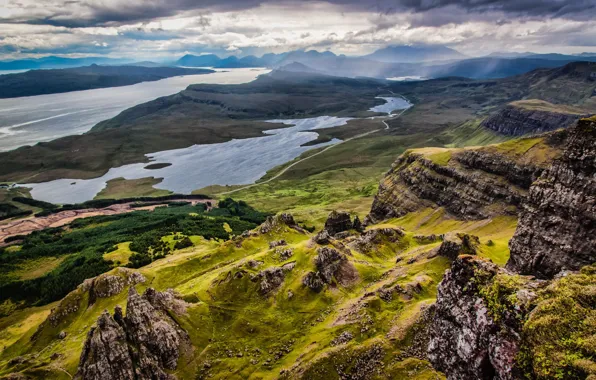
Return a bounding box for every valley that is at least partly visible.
[0,56,594,380]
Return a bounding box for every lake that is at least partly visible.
[0,68,270,152]
[22,97,412,204]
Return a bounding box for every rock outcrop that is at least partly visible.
[75,287,190,380]
[324,211,354,236]
[481,102,587,136]
[436,233,480,260]
[428,256,540,380]
[348,227,404,253]
[251,263,295,296]
[507,117,596,278]
[259,213,304,234]
[303,247,357,292]
[429,256,596,380]
[367,134,564,223]
[43,268,145,328]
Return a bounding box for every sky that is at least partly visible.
[1,0,596,60]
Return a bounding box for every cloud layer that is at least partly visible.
[1,0,595,59]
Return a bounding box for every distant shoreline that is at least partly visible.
[0,65,215,99]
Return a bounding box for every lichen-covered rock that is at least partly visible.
[251,264,294,296]
[276,247,294,261]
[303,247,358,292]
[413,234,439,244]
[436,233,480,260]
[260,213,299,234]
[315,247,356,285]
[507,118,596,278]
[348,228,404,253]
[313,229,331,244]
[324,211,354,236]
[302,271,326,293]
[269,240,287,249]
[75,310,135,380]
[75,287,190,380]
[330,331,354,346]
[428,256,540,380]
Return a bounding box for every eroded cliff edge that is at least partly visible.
[481,100,590,136]
[367,131,565,223]
[507,117,596,278]
[369,117,596,380]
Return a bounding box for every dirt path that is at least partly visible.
[218,96,411,196]
[0,199,214,245]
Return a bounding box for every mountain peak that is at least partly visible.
[365,44,466,63]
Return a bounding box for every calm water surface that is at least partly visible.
[22,97,412,203]
[0,68,270,151]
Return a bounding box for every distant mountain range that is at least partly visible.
[362,45,466,63]
[175,47,596,80]
[3,45,596,83]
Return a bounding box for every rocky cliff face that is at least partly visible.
[481,103,585,136]
[427,118,596,379]
[367,135,563,223]
[75,287,190,380]
[429,257,596,380]
[429,256,529,380]
[507,117,596,278]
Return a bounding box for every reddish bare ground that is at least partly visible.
[0,199,214,245]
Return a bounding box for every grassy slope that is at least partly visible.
[0,130,572,379]
[0,207,518,379]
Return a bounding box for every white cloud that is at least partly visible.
[0,1,595,59]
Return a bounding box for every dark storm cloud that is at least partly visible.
[3,0,595,28]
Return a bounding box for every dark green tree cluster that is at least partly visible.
[0,203,33,221]
[0,200,268,307]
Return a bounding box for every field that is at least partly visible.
[95,177,172,199]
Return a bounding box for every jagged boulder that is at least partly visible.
[324,211,354,236]
[436,233,480,260]
[75,287,190,380]
[276,247,294,261]
[303,247,357,292]
[507,118,596,278]
[348,227,404,253]
[302,272,326,293]
[260,213,298,234]
[76,310,135,380]
[313,229,331,244]
[251,264,295,296]
[316,247,345,283]
[352,216,364,233]
[428,256,540,380]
